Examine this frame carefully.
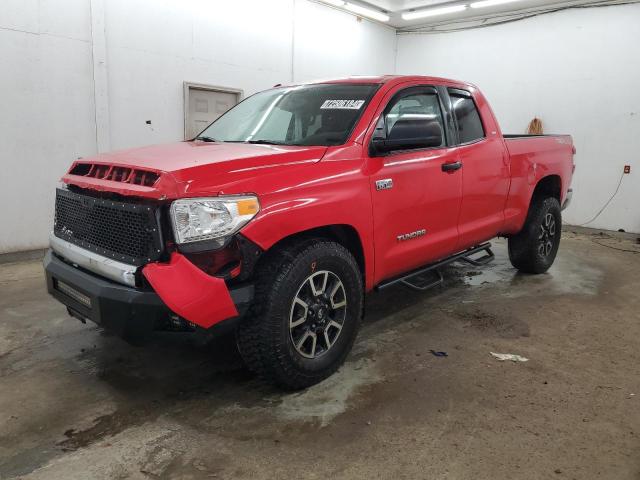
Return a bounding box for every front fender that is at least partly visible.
[240,164,375,290]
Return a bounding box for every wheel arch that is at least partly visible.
[504,174,563,236]
[258,224,367,284]
[532,174,562,202]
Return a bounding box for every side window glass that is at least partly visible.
[448,91,485,144]
[382,90,446,149]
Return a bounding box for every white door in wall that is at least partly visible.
[184,84,242,140]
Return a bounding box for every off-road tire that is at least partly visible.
[236,238,363,390]
[508,196,562,274]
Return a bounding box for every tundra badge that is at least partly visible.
[397,229,426,242]
[376,178,393,191]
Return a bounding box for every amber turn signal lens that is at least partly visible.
[237,198,259,216]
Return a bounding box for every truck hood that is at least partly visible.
[62,141,328,199]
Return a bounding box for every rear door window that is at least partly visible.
[448,90,485,144]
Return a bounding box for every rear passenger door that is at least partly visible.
[446,88,510,249]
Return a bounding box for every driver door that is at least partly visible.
[368,85,463,283]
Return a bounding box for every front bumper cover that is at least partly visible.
[142,252,239,329]
[44,250,253,337]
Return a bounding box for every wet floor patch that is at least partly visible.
[57,405,160,452]
[203,356,382,430]
[460,247,603,298]
[23,420,184,480]
[277,357,381,426]
[455,307,530,339]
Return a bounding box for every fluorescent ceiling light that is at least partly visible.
[470,0,522,8]
[320,0,346,6]
[402,4,467,20]
[344,2,390,22]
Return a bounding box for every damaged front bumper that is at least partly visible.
[142,252,241,329]
[44,248,253,338]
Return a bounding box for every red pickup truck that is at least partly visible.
[45,75,574,389]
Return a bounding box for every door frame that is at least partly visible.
[364,82,464,283]
[183,82,244,140]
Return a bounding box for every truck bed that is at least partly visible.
[503,134,569,139]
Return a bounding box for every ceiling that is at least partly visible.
[321,0,618,29]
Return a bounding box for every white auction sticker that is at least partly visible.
[320,99,365,110]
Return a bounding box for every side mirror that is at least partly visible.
[370,136,388,156]
[370,117,443,156]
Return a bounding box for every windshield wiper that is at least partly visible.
[245,139,288,145]
[194,135,217,142]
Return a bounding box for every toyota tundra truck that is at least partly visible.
[44,75,574,389]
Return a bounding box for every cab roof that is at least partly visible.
[295,75,476,90]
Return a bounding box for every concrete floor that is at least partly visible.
[1,231,639,480]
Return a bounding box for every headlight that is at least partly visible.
[170,196,260,245]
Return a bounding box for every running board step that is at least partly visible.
[376,242,494,292]
[400,269,444,291]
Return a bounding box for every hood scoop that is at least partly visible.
[69,162,160,187]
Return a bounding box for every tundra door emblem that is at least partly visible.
[376,178,393,191]
[397,229,426,242]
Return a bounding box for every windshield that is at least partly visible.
[197,84,378,146]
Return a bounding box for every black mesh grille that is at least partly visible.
[54,188,163,266]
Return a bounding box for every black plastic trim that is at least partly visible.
[45,250,164,337]
[177,237,231,253]
[44,250,254,337]
[233,235,264,282]
[436,85,458,148]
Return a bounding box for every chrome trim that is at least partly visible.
[49,232,138,287]
[562,188,573,211]
[397,229,426,242]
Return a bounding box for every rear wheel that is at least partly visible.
[508,196,561,274]
[236,239,363,390]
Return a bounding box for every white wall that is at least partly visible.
[3,1,636,254]
[0,0,97,254]
[0,0,396,254]
[396,3,640,233]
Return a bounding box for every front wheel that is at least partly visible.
[508,196,562,274]
[236,239,363,390]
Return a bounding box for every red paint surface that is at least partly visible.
[142,253,238,328]
[64,75,574,323]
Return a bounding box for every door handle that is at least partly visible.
[442,161,462,172]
